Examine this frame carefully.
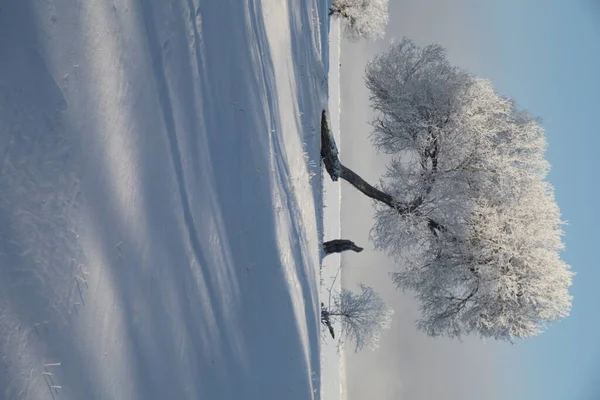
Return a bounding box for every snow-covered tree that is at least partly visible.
[329,0,389,41]
[321,38,573,341]
[322,284,393,351]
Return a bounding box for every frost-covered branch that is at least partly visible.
[324,284,393,351]
[321,38,573,341]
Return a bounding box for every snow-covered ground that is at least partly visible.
[320,17,346,400]
[0,0,331,398]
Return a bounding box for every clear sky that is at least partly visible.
[340,1,600,399]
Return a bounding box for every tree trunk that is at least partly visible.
[323,239,364,255]
[321,307,336,338]
[320,110,340,181]
[321,110,400,211]
[338,164,396,208]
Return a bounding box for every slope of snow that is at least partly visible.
[0,0,329,398]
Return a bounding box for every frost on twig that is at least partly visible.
[323,284,393,352]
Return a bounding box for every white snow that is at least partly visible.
[320,17,347,400]
[0,0,331,398]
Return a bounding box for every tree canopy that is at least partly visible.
[322,38,573,341]
[329,0,389,41]
[324,284,394,351]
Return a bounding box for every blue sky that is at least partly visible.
[478,1,600,399]
[341,1,600,399]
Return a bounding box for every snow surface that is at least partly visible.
[320,17,347,400]
[0,0,331,398]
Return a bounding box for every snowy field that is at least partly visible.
[320,18,346,400]
[0,0,332,398]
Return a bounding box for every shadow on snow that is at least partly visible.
[0,0,327,398]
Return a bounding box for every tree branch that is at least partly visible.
[324,239,364,255]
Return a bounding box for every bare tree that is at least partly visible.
[329,0,389,41]
[322,284,393,351]
[321,38,573,341]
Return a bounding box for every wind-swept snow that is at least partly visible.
[0,0,330,398]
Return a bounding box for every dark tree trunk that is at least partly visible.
[321,303,335,338]
[338,164,397,208]
[320,110,340,181]
[327,322,335,338]
[323,239,364,255]
[339,163,425,215]
[321,110,400,211]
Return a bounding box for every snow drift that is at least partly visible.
[0,0,330,398]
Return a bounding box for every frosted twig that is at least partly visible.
[76,279,85,305]
[327,265,342,310]
[44,363,61,367]
[75,274,88,288]
[43,376,56,400]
